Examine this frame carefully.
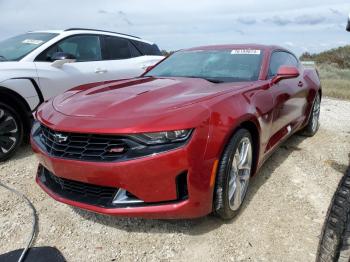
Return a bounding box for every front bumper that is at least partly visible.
[31,129,215,219]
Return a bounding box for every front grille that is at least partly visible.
[38,166,118,208]
[37,125,129,162]
[32,123,189,162]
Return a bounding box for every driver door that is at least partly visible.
[268,51,306,147]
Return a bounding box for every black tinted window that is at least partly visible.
[129,42,142,57]
[104,36,132,60]
[131,40,161,56]
[268,51,299,78]
[36,35,102,62]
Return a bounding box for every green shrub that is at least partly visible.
[300,45,350,69]
[317,64,350,100]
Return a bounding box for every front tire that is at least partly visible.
[0,102,23,162]
[214,128,253,220]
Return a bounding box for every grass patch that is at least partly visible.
[317,64,350,100]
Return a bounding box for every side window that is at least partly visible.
[285,53,299,67]
[128,42,142,57]
[131,40,162,56]
[36,35,102,62]
[268,51,298,78]
[104,36,133,60]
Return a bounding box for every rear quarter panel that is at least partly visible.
[302,67,322,124]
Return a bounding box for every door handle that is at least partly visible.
[298,81,304,87]
[95,68,108,74]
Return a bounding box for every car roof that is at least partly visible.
[29,30,64,34]
[28,29,154,44]
[184,44,287,52]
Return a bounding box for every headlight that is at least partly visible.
[129,129,193,145]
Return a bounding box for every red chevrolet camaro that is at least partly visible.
[31,44,321,219]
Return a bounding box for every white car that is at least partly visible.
[0,28,164,161]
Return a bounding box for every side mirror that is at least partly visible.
[271,66,300,85]
[347,13,350,32]
[51,52,76,68]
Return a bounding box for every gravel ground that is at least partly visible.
[1,97,350,262]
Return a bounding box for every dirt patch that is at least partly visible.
[1,97,350,262]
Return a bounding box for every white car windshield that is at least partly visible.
[0,32,58,61]
[145,49,264,83]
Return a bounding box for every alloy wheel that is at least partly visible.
[0,108,19,157]
[311,94,321,132]
[228,137,252,211]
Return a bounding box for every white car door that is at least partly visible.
[34,34,112,100]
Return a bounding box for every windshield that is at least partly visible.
[0,33,58,61]
[145,49,264,83]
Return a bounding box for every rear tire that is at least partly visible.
[317,168,350,262]
[0,102,23,162]
[214,128,253,220]
[301,93,321,137]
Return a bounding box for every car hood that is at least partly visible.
[53,77,250,119]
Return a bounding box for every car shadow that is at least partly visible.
[327,159,349,174]
[73,207,223,236]
[236,134,306,219]
[0,246,66,262]
[0,144,33,164]
[73,134,307,235]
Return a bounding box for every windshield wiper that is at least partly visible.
[181,76,224,83]
[202,78,224,83]
[0,55,7,61]
[147,75,225,83]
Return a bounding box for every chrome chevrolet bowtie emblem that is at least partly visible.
[53,133,68,143]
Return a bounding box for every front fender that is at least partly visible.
[204,93,261,161]
[0,78,42,111]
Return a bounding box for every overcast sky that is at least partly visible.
[0,0,349,56]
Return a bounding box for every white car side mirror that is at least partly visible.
[51,59,76,68]
[50,52,76,68]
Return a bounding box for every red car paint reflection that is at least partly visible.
[31,44,321,219]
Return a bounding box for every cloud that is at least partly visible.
[235,29,245,35]
[294,14,326,25]
[284,41,294,47]
[117,11,133,26]
[0,0,349,55]
[337,40,347,45]
[97,9,133,26]
[264,14,326,26]
[264,16,291,26]
[237,17,256,25]
[329,8,342,15]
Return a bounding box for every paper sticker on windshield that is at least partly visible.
[231,49,261,55]
[22,39,44,45]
